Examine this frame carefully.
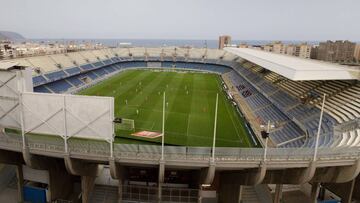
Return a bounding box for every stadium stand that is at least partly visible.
[227,71,305,146]
[32,75,48,86]
[232,59,360,148]
[93,61,105,67]
[3,47,360,203]
[66,76,84,87]
[93,50,108,60]
[46,80,73,93]
[80,64,95,71]
[65,67,81,75]
[44,70,67,81]
[188,48,204,60]
[81,50,99,62]
[68,52,88,65]
[86,72,99,80]
[103,65,117,73]
[25,56,59,72]
[147,48,162,58]
[93,67,108,76]
[33,85,52,93]
[9,47,359,149]
[49,54,76,68]
[102,59,113,65]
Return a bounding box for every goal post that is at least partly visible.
[115,118,135,131]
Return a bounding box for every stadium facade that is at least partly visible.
[0,46,359,203]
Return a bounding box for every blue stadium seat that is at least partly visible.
[163,57,173,61]
[270,91,299,110]
[161,62,174,68]
[86,72,98,80]
[93,61,104,67]
[44,70,67,81]
[46,80,73,93]
[80,64,95,71]
[32,75,48,86]
[113,65,122,70]
[119,61,147,68]
[228,70,306,146]
[111,57,120,62]
[104,66,117,73]
[232,64,338,147]
[65,67,81,75]
[93,68,108,76]
[258,82,277,94]
[270,122,304,144]
[34,85,51,93]
[103,59,112,65]
[67,77,84,87]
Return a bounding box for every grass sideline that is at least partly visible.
[79,69,256,147]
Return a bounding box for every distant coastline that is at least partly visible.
[26,39,322,48]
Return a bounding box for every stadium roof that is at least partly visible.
[225,47,360,81]
[0,61,19,71]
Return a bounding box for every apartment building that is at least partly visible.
[261,41,312,59]
[298,43,312,59]
[354,44,360,62]
[272,41,286,54]
[316,40,356,62]
[218,35,231,49]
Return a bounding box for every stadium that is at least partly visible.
[0,46,359,203]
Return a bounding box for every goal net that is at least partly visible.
[115,118,135,131]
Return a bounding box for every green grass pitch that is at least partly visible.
[78,69,255,147]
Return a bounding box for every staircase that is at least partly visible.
[89,185,118,203]
[242,186,262,203]
[0,165,16,192]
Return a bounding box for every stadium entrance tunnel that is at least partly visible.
[109,158,219,202]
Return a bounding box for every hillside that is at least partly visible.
[0,31,25,41]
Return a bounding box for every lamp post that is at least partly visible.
[211,93,219,162]
[314,94,326,161]
[161,92,166,160]
[261,120,274,162]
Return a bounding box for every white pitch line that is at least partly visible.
[150,122,155,130]
[222,88,244,145]
[186,114,191,139]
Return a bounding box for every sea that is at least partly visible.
[28,39,321,48]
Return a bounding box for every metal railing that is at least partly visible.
[55,199,73,203]
[121,185,198,203]
[0,134,359,163]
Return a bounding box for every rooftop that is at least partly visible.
[0,61,19,71]
[225,47,360,81]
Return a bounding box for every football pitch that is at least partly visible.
[78,69,256,147]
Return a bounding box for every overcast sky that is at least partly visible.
[1,0,359,41]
